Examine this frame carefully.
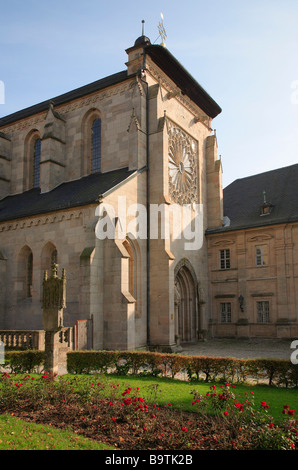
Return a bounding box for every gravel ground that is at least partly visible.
[179,338,295,360]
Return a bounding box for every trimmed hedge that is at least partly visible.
[67,350,298,388]
[2,349,297,388]
[3,350,45,374]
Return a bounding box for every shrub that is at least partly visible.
[67,350,118,374]
[4,350,44,374]
[191,383,297,450]
[66,350,297,388]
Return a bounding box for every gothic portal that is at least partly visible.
[174,261,199,343]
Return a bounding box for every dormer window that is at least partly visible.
[260,191,273,216]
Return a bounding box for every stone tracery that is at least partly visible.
[168,123,198,205]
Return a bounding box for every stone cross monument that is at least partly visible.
[42,264,66,374]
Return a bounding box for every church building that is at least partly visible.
[0,32,297,351]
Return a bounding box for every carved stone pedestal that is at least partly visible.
[42,264,66,375]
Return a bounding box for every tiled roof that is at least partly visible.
[207,163,298,234]
[0,44,221,129]
[144,45,222,119]
[0,167,135,222]
[0,71,130,128]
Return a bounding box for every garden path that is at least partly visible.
[180,338,294,360]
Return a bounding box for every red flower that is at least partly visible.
[268,423,274,428]
[181,426,187,432]
[289,410,295,416]
[224,411,229,416]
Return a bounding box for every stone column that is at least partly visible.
[42,264,66,374]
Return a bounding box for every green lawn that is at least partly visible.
[0,413,114,450]
[99,373,298,422]
[0,372,297,449]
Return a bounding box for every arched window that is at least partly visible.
[17,246,33,299]
[24,130,42,190]
[91,118,101,173]
[81,109,102,176]
[51,249,58,267]
[40,243,58,300]
[33,138,41,188]
[123,239,135,298]
[41,242,58,273]
[27,252,33,298]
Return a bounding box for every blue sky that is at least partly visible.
[0,0,297,187]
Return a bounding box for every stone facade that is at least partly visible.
[207,223,298,339]
[0,35,223,350]
[0,34,296,350]
[206,164,298,339]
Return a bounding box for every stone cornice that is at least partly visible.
[145,61,212,129]
[0,80,134,135]
[0,206,89,232]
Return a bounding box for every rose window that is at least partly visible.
[168,126,198,205]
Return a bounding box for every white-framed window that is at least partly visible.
[220,302,231,323]
[255,245,268,266]
[220,249,230,269]
[257,301,270,323]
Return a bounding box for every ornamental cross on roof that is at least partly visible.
[158,12,167,46]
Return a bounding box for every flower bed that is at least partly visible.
[0,372,297,450]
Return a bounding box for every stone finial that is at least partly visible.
[51,263,58,278]
[42,264,66,311]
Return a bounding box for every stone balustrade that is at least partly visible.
[0,330,45,350]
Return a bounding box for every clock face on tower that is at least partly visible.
[168,124,198,205]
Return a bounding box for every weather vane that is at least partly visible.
[157,12,167,46]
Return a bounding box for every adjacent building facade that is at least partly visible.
[0,33,297,350]
[207,164,298,339]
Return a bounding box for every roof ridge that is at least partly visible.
[224,163,298,190]
[0,70,129,128]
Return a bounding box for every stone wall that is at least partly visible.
[207,223,298,338]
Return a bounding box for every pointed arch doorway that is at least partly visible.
[174,260,199,343]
